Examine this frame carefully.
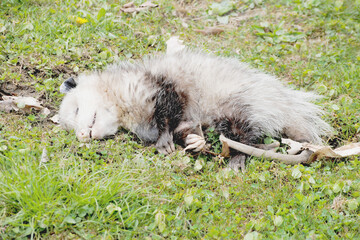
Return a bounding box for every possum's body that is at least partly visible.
[59,50,331,154]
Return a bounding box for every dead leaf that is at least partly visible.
[41,107,51,117]
[221,140,230,158]
[305,142,360,162]
[282,138,360,162]
[120,1,158,13]
[1,96,43,113]
[120,7,138,13]
[50,114,60,124]
[233,9,266,22]
[123,1,135,8]
[324,142,360,156]
[139,1,158,8]
[331,196,347,212]
[0,95,53,119]
[194,27,224,35]
[0,99,15,112]
[120,1,138,13]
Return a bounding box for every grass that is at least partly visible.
[0,0,359,238]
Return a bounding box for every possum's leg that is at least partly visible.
[216,118,259,144]
[153,77,186,154]
[216,118,260,171]
[228,155,246,173]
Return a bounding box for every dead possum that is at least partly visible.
[59,49,331,156]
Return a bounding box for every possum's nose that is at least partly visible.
[77,129,92,142]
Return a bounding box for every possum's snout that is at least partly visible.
[76,128,92,142]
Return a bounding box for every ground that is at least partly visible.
[0,0,359,239]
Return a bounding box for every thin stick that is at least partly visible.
[220,135,314,165]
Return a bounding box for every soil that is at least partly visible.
[0,82,42,99]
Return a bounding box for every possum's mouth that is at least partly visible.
[102,134,116,140]
[87,112,97,140]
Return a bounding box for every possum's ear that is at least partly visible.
[60,77,77,93]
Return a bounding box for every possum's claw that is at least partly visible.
[184,134,206,152]
[157,142,175,154]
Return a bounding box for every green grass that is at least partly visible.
[1,0,359,238]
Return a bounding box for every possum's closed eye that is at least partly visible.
[75,107,79,115]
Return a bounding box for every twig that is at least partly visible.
[220,135,314,165]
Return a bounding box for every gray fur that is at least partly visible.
[59,49,332,147]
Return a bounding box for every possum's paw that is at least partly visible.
[156,132,175,154]
[184,134,206,152]
[228,155,246,173]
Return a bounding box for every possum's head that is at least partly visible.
[59,75,120,142]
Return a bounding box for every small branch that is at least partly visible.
[220,135,314,165]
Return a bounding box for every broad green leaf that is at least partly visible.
[252,25,265,33]
[24,23,34,30]
[267,205,274,215]
[64,216,76,224]
[106,203,122,215]
[194,159,203,171]
[317,84,327,94]
[332,183,342,193]
[221,186,230,200]
[98,51,108,60]
[244,231,262,240]
[292,168,302,179]
[273,215,283,226]
[155,210,166,233]
[210,1,235,16]
[308,176,316,184]
[335,0,343,9]
[184,194,193,206]
[264,136,274,144]
[0,145,7,151]
[347,199,359,211]
[259,173,266,182]
[97,8,106,20]
[217,15,229,24]
[331,104,340,111]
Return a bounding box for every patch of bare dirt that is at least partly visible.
[331,196,347,213]
[16,58,74,80]
[230,8,266,26]
[0,82,43,99]
[50,64,75,78]
[172,0,210,18]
